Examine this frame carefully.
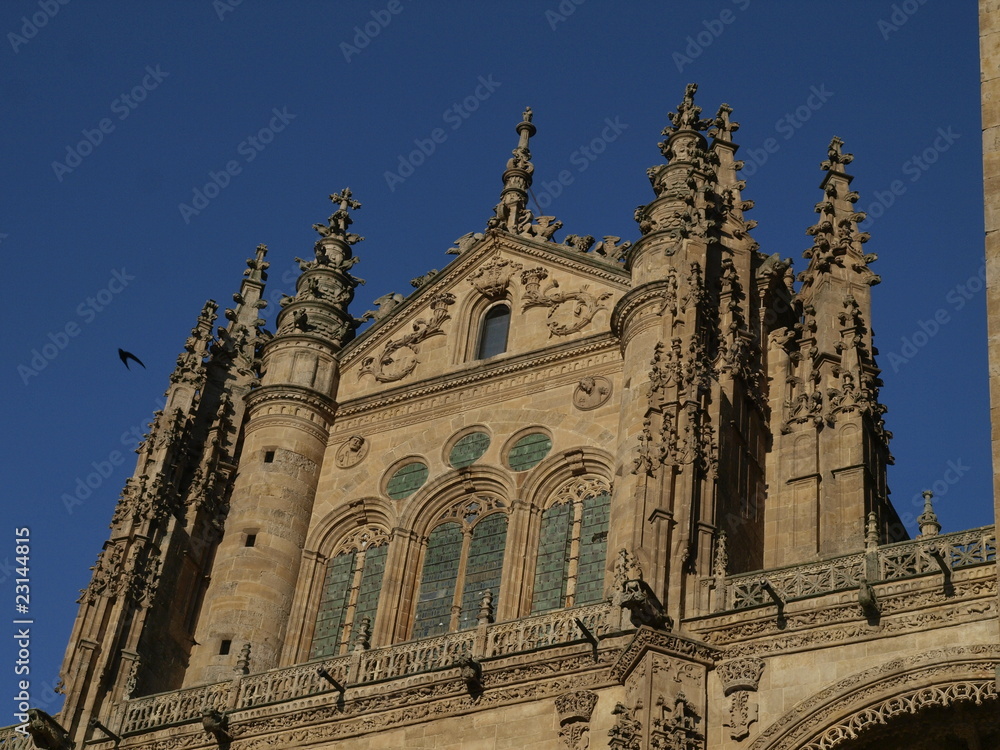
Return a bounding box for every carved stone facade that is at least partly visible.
[7,78,999,750]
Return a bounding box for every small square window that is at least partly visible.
[219,639,231,655]
[264,451,275,463]
[245,534,256,548]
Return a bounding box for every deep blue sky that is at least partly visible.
[0,1,988,717]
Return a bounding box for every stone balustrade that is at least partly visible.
[113,601,615,735]
[0,726,33,750]
[721,525,996,611]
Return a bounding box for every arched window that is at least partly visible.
[531,478,610,614]
[412,496,509,638]
[476,304,511,359]
[311,527,389,658]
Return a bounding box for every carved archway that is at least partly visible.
[748,645,1000,750]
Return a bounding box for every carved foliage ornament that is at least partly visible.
[555,690,599,750]
[520,267,612,336]
[359,292,456,383]
[717,657,765,741]
[469,257,523,299]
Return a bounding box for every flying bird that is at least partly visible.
[118,349,146,370]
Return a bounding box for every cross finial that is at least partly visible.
[331,187,361,212]
[821,136,854,173]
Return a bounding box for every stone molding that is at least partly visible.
[334,337,621,433]
[694,569,997,660]
[747,645,1000,750]
[609,626,719,684]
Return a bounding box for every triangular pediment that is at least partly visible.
[337,231,629,399]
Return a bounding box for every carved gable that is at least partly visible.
[338,232,629,397]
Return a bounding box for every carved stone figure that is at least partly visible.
[573,376,612,410]
[335,435,369,468]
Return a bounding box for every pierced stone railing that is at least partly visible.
[722,525,996,611]
[236,655,351,710]
[356,630,475,683]
[484,601,614,657]
[0,726,32,750]
[116,602,616,735]
[119,679,233,734]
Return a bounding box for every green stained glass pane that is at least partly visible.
[459,513,508,630]
[352,543,388,639]
[311,552,356,658]
[413,523,463,638]
[508,433,552,472]
[449,432,491,469]
[386,462,429,500]
[576,492,610,606]
[531,503,572,613]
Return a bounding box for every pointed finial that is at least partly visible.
[353,616,371,651]
[865,511,879,551]
[709,103,739,142]
[664,82,713,134]
[244,244,269,281]
[917,490,941,538]
[487,108,537,233]
[478,589,494,625]
[313,189,364,244]
[234,642,251,675]
[821,136,854,174]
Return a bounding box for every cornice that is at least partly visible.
[333,335,621,431]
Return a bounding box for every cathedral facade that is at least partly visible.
[7,45,1000,750]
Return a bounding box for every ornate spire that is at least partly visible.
[313,188,364,245]
[664,83,714,134]
[487,107,537,234]
[211,244,270,387]
[276,192,365,348]
[800,138,878,288]
[916,490,942,538]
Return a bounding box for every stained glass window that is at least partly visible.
[477,305,510,359]
[386,462,429,500]
[508,433,552,471]
[449,432,491,468]
[311,535,389,658]
[531,484,610,613]
[412,500,509,638]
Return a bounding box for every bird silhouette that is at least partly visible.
[118,349,146,370]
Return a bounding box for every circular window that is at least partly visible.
[386,462,429,500]
[449,432,491,468]
[507,433,552,472]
